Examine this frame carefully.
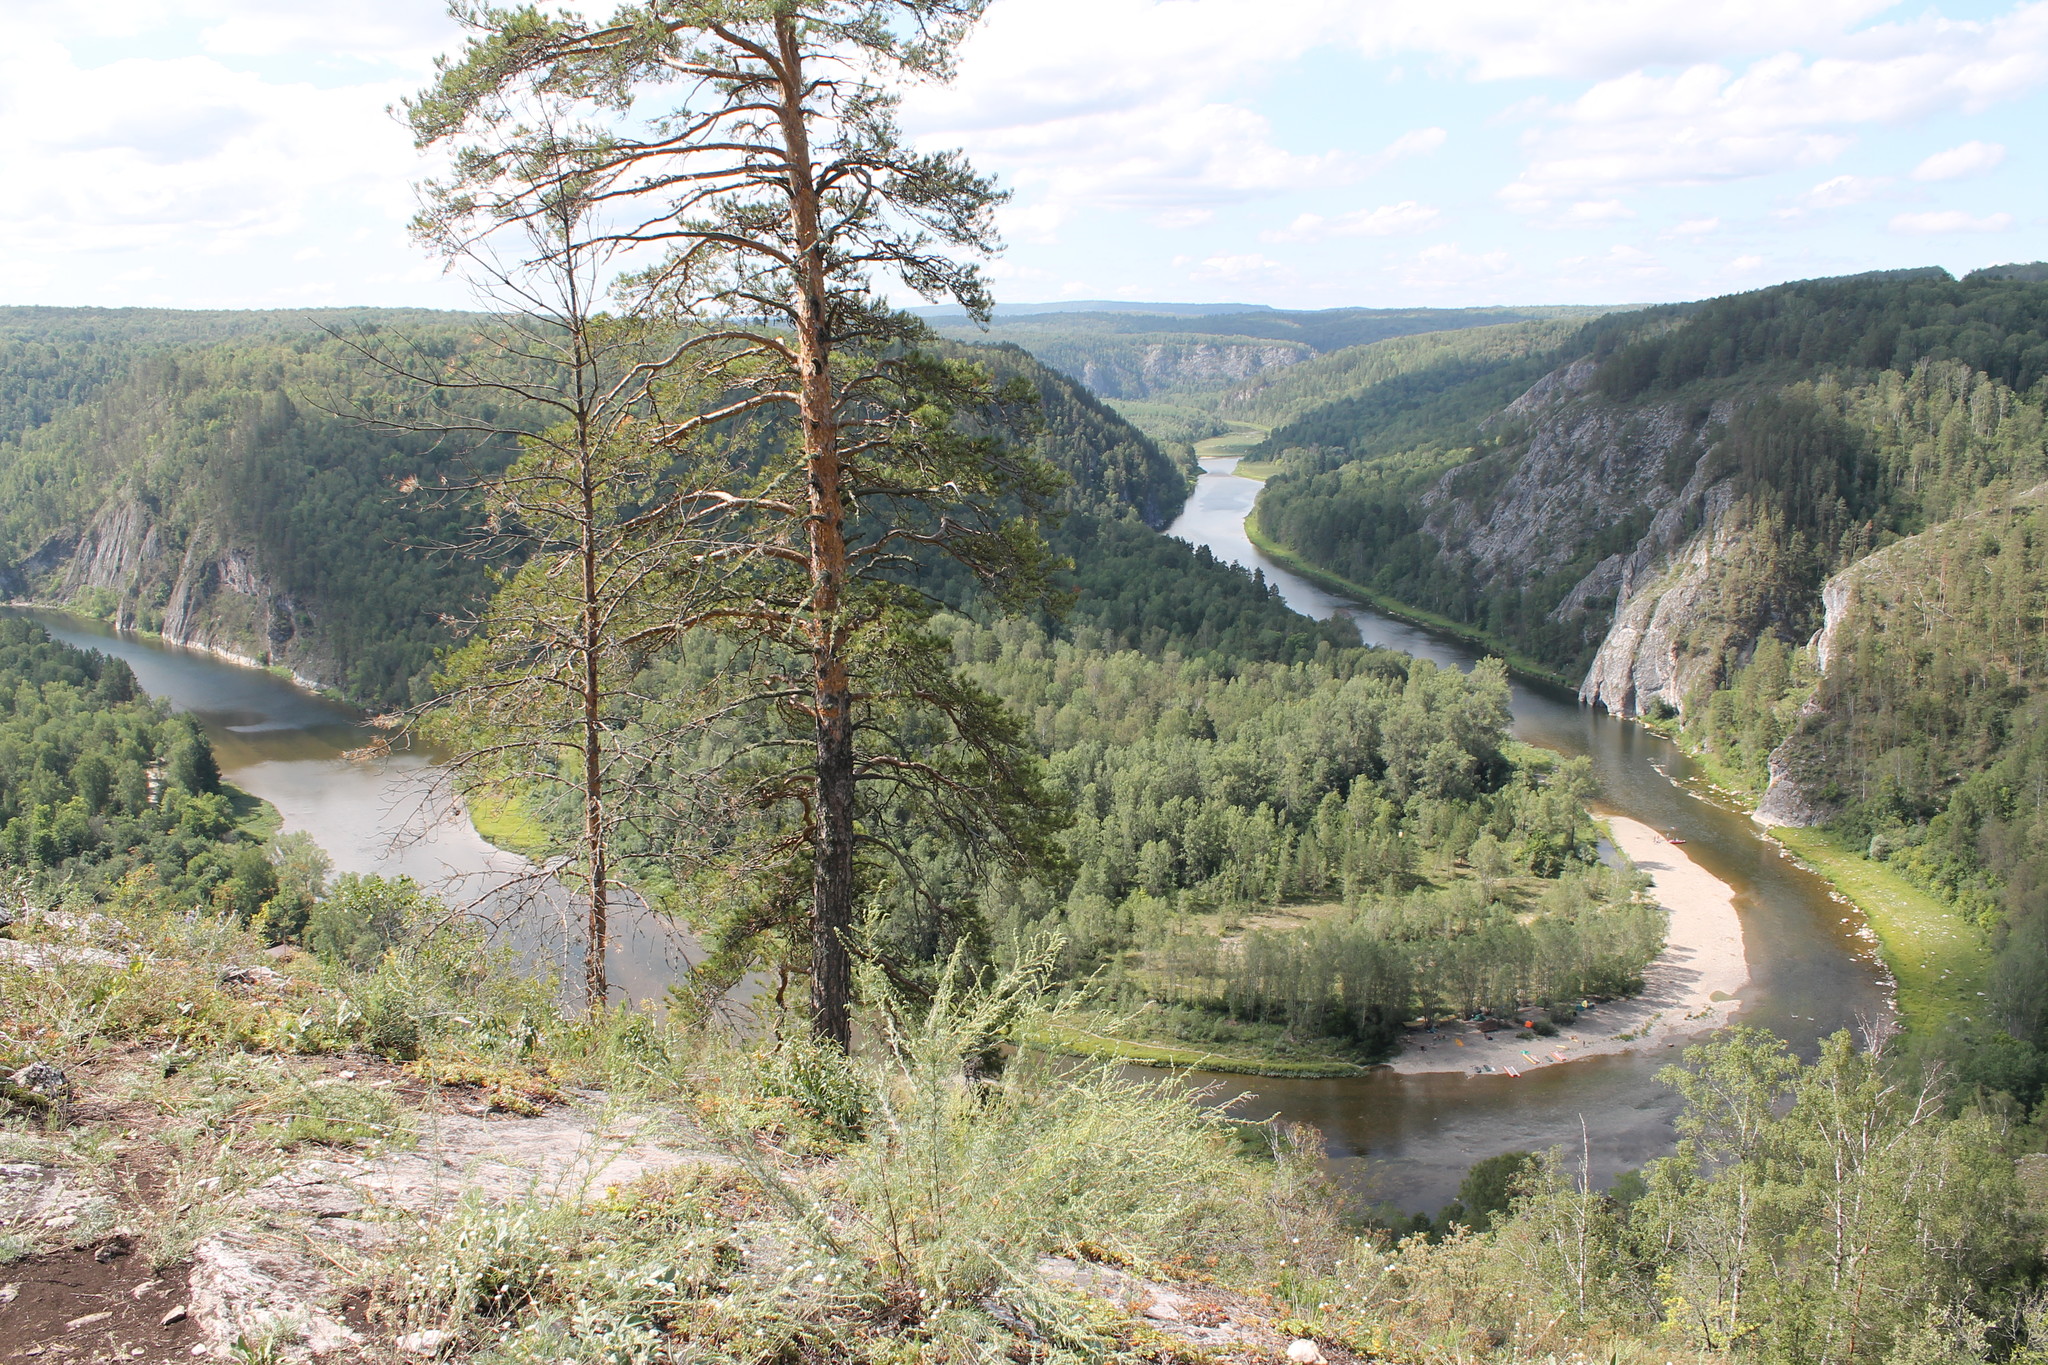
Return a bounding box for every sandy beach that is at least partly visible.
[1381,814,1750,1077]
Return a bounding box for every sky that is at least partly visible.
[3,0,2044,313]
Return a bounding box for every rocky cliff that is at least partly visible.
[1343,351,1829,723]
[1048,339,1309,400]
[8,493,336,690]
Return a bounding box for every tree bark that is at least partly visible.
[775,16,855,1049]
[582,449,609,1013]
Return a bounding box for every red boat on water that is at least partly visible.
[1667,832,1687,845]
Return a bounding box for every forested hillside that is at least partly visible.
[927,302,1601,404]
[0,615,278,915]
[1236,262,2048,1083]
[0,312,1192,706]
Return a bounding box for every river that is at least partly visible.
[1165,456,1890,1211]
[6,613,699,1005]
[12,458,1891,1215]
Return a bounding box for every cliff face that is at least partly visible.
[1061,341,1309,400]
[1380,356,1754,694]
[8,493,335,690]
[1575,483,1748,716]
[1420,360,1714,589]
[1383,355,1830,721]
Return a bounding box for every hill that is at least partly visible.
[1244,262,2048,1069]
[926,303,1605,404]
[0,313,1197,707]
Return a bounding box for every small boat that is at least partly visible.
[1667,833,1687,844]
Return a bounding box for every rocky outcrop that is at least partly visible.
[5,494,336,691]
[159,536,325,686]
[1380,354,1751,699]
[58,497,169,594]
[1754,740,1836,828]
[1421,362,1721,598]
[1062,340,1309,399]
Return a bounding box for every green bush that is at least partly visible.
[307,874,429,970]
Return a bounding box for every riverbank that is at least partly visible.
[1623,687,1970,1034]
[7,598,337,696]
[1382,815,1750,1076]
[1228,512,1955,1039]
[1766,827,1986,1031]
[1240,515,1574,688]
[1029,1019,1370,1078]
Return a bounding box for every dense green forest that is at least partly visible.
[0,615,278,916]
[500,576,1645,1063]
[1218,264,2048,1098]
[1242,317,1594,441]
[949,617,1653,1054]
[0,287,2038,1365]
[1252,269,2048,674]
[0,313,1192,707]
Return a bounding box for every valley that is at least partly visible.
[2,275,2040,1365]
[6,4,2048,1360]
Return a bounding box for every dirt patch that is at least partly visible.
[0,1245,197,1362]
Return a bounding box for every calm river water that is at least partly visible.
[13,456,1890,1213]
[1164,457,1890,1211]
[10,612,698,1004]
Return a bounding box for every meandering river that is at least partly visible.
[1165,457,1889,1210]
[13,455,1891,1212]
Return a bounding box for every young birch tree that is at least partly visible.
[409,1,1067,1048]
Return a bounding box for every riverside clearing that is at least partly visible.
[1382,814,1751,1077]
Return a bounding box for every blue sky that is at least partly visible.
[5,0,2044,312]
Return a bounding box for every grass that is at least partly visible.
[1242,511,1575,687]
[1193,423,1268,460]
[1769,826,1993,1031]
[1025,1019,1372,1077]
[225,780,281,842]
[464,789,553,859]
[1231,459,1284,481]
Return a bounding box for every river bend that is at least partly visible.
[12,456,1888,1211]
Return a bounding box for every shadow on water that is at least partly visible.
[1165,458,1890,1213]
[9,609,700,1006]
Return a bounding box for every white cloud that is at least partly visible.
[1670,217,1721,235]
[1495,6,2048,211]
[1799,174,1891,209]
[917,91,1354,219]
[1367,126,1449,169]
[198,0,455,64]
[1912,139,2008,180]
[1266,201,1441,242]
[1397,242,1516,290]
[1890,210,2015,233]
[1341,0,1904,81]
[910,7,1451,227]
[1186,252,1292,284]
[1730,254,1767,270]
[1560,199,1635,223]
[0,10,463,306]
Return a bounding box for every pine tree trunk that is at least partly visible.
[812,684,855,1048]
[776,16,854,1049]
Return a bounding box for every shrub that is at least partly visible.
[306,874,429,970]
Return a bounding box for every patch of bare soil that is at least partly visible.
[0,1244,197,1363]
